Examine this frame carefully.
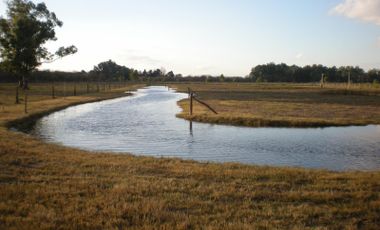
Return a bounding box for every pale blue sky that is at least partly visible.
[1,0,380,75]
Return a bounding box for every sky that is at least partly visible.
[1,0,380,76]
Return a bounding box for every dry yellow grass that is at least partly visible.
[172,83,380,127]
[0,82,379,229]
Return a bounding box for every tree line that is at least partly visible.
[0,59,178,82]
[1,60,380,84]
[249,63,379,83]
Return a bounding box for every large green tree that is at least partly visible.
[93,60,131,81]
[0,0,77,84]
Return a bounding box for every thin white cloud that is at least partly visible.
[117,49,162,66]
[295,53,303,59]
[331,0,380,25]
[127,55,161,65]
[195,65,214,71]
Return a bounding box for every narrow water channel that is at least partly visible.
[31,86,380,171]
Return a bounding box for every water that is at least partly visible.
[31,86,380,171]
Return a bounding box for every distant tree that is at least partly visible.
[151,69,162,78]
[166,71,175,81]
[93,60,130,81]
[0,0,77,87]
[129,70,139,81]
[219,74,225,82]
[368,69,380,83]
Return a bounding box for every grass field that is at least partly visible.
[172,82,380,127]
[0,82,379,229]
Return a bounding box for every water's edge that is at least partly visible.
[29,86,380,171]
[7,93,133,132]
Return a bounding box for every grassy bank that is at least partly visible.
[172,83,380,127]
[0,83,380,229]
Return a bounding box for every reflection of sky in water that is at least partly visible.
[32,86,380,171]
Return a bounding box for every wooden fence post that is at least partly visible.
[15,86,19,104]
[192,96,218,114]
[24,90,28,114]
[189,92,193,115]
[188,87,217,115]
[52,83,55,99]
[63,81,66,98]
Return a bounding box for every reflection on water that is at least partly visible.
[32,86,380,171]
[189,121,193,136]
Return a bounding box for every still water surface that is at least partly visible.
[32,86,380,171]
